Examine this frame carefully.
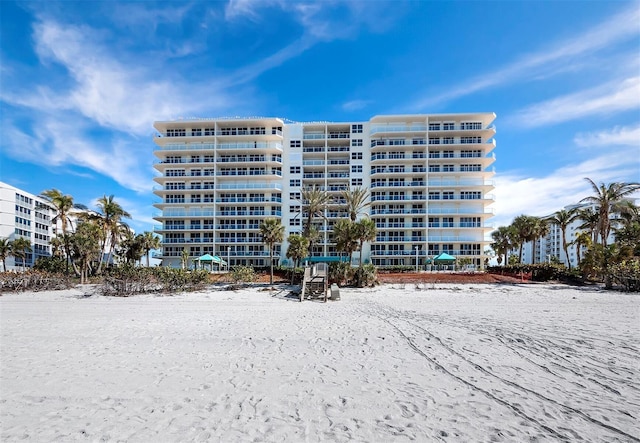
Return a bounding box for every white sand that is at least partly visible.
[1,283,639,442]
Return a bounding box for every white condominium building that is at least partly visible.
[0,181,55,270]
[153,114,496,269]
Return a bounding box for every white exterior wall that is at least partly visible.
[0,181,55,270]
[152,114,497,268]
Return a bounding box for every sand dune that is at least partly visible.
[1,283,638,442]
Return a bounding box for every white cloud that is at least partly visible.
[412,3,640,109]
[491,146,640,227]
[3,115,151,193]
[574,124,640,148]
[341,99,372,112]
[510,77,640,128]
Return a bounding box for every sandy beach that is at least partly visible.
[1,283,639,442]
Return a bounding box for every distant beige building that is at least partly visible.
[153,114,496,269]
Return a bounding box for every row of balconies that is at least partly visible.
[155,142,284,151]
[370,208,494,215]
[370,179,494,188]
[157,156,282,165]
[369,123,494,134]
[370,249,482,257]
[157,129,283,137]
[160,251,273,257]
[371,166,484,175]
[370,152,488,161]
[302,132,350,140]
[375,235,481,242]
[370,195,494,202]
[370,138,487,147]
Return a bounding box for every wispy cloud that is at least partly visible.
[574,124,640,148]
[510,77,640,128]
[341,99,372,112]
[412,3,640,109]
[491,145,640,227]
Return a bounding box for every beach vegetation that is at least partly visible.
[0,237,12,272]
[285,234,309,284]
[230,265,257,286]
[33,256,67,274]
[94,195,131,274]
[41,189,87,272]
[545,209,578,269]
[101,265,209,296]
[11,237,32,272]
[354,218,376,268]
[259,218,285,285]
[300,186,331,254]
[341,186,371,222]
[332,219,358,263]
[0,269,73,292]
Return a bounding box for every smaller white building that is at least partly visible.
[0,181,56,270]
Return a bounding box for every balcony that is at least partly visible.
[370,124,427,134]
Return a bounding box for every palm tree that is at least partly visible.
[180,248,190,270]
[260,218,285,285]
[531,217,550,264]
[41,189,86,271]
[96,195,131,272]
[354,218,376,267]
[576,207,600,244]
[12,237,32,271]
[613,201,640,256]
[69,221,101,284]
[580,179,640,247]
[545,209,577,269]
[333,219,358,264]
[573,231,592,268]
[511,215,537,264]
[341,187,370,222]
[300,186,331,254]
[285,234,309,284]
[140,231,161,267]
[0,238,12,272]
[490,226,513,266]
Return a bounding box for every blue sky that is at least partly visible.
[1,0,639,233]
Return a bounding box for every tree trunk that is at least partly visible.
[269,246,274,285]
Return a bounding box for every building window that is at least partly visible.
[429,123,441,131]
[443,164,455,172]
[351,165,363,173]
[351,178,363,186]
[352,124,363,133]
[290,166,301,174]
[290,218,300,226]
[443,123,454,131]
[290,140,301,148]
[460,164,482,172]
[351,139,363,147]
[429,165,440,172]
[351,152,363,160]
[290,179,301,187]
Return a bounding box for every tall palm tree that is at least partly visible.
[576,207,600,244]
[354,218,376,267]
[141,231,161,267]
[333,219,358,263]
[530,217,550,264]
[341,187,370,222]
[300,186,331,254]
[96,195,131,272]
[511,215,537,264]
[545,209,577,269]
[613,201,640,255]
[0,238,12,272]
[11,237,32,271]
[490,226,513,266]
[573,231,592,268]
[41,189,86,271]
[580,179,640,247]
[286,234,309,284]
[260,218,285,284]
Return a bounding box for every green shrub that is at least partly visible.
[329,262,353,286]
[610,259,640,292]
[33,256,68,274]
[353,264,378,288]
[101,265,210,296]
[230,265,257,285]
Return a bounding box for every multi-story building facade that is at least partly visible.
[153,114,496,269]
[0,181,55,270]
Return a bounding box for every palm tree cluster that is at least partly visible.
[1,189,161,280]
[255,186,377,283]
[491,178,640,282]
